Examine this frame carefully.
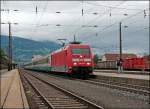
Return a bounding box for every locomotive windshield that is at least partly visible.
[72,48,90,55]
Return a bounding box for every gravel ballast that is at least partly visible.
[26,70,150,109]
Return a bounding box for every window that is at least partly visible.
[72,48,90,55]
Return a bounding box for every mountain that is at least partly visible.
[1,35,61,63]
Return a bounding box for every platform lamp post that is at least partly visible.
[1,22,18,71]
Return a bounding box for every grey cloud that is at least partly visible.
[1,1,149,55]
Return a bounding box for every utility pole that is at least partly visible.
[8,22,12,71]
[1,22,18,71]
[119,22,122,62]
[1,9,19,70]
[119,22,123,73]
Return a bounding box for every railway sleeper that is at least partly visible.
[53,106,88,109]
[50,101,82,104]
[22,71,103,109]
[52,104,87,107]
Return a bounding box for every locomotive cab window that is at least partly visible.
[72,48,90,55]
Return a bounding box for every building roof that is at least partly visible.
[103,53,137,61]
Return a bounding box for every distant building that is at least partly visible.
[101,53,137,61]
[143,55,150,60]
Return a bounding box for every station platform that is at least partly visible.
[93,71,149,86]
[94,69,150,75]
[0,69,8,75]
[0,69,29,108]
[94,71,149,80]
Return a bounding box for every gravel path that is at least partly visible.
[26,70,149,109]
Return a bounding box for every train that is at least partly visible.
[97,57,150,71]
[24,43,94,78]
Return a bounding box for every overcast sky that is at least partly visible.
[1,1,149,55]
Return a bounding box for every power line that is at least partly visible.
[85,1,144,11]
[1,1,10,22]
[31,1,49,38]
[97,8,149,36]
[121,8,149,22]
[125,26,150,35]
[79,9,149,49]
[123,17,149,26]
[72,1,126,37]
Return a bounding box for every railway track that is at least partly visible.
[80,79,150,96]
[26,70,149,96]
[21,70,103,109]
[88,79,150,91]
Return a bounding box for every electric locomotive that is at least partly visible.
[24,42,94,77]
[51,43,94,76]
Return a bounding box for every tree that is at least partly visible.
[0,48,5,58]
[0,48,8,63]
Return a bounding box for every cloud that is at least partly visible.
[1,1,149,55]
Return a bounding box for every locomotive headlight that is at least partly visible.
[73,62,77,65]
[87,62,91,65]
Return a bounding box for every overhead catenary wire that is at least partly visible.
[25,1,40,38]
[80,8,149,52]
[31,1,49,38]
[2,0,10,22]
[97,8,149,36]
[75,1,149,38]
[72,1,126,37]
[1,1,148,45]
[124,26,150,35]
[85,1,144,11]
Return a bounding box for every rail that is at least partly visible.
[21,70,104,109]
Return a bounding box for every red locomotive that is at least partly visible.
[51,43,94,76]
[97,56,150,71]
[122,57,148,70]
[25,42,94,78]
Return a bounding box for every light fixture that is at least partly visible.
[124,25,128,28]
[93,25,98,28]
[93,12,98,15]
[73,62,77,65]
[13,10,19,11]
[56,12,61,13]
[87,62,91,65]
[124,14,128,16]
